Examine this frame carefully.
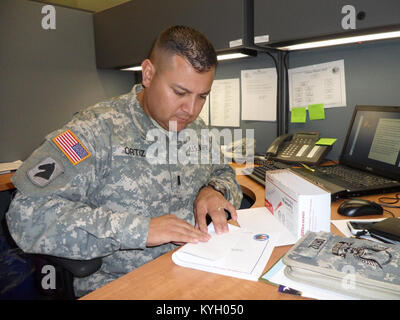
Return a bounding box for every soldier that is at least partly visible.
[6,25,243,297]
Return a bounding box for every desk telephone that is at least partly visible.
[265,131,330,165]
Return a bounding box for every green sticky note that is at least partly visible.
[291,107,307,123]
[316,138,337,146]
[308,103,325,120]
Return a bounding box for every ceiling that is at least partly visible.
[32,0,131,13]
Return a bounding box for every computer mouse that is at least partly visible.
[337,199,383,217]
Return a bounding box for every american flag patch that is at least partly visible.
[52,130,91,165]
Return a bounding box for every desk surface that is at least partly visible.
[81,164,399,300]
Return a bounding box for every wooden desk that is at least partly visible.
[81,164,399,300]
[0,172,15,192]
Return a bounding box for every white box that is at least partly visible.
[264,169,331,240]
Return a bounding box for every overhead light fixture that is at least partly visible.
[217,52,252,61]
[120,65,142,71]
[216,47,257,61]
[119,47,258,71]
[276,28,400,51]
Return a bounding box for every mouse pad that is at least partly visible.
[367,218,400,242]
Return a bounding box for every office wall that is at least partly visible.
[288,39,400,159]
[2,1,399,163]
[0,0,135,162]
[212,54,278,156]
[212,39,400,158]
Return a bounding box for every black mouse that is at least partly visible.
[337,199,383,217]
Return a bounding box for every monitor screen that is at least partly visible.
[340,105,400,180]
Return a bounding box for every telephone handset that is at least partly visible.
[265,131,330,165]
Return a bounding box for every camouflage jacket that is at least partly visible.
[6,84,243,297]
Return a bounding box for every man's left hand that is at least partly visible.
[194,186,237,235]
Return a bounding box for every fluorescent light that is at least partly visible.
[121,66,142,71]
[217,52,251,61]
[277,30,400,51]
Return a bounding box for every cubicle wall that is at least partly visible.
[211,54,278,157]
[211,38,400,158]
[0,0,135,163]
[288,39,400,159]
[1,0,400,162]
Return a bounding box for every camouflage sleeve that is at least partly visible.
[193,119,243,209]
[207,163,243,209]
[6,122,151,260]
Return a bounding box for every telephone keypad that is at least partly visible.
[281,138,315,158]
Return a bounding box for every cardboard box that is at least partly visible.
[264,169,330,240]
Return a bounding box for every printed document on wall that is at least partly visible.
[288,60,346,109]
[241,68,277,121]
[210,78,240,127]
[198,94,210,125]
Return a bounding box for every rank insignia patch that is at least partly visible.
[52,130,91,165]
[27,157,64,187]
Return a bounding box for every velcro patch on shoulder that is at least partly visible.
[52,130,91,165]
[27,157,64,187]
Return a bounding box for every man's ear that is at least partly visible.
[141,59,155,88]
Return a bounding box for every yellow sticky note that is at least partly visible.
[316,138,337,146]
[291,107,307,123]
[308,104,325,120]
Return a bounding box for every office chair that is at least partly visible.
[0,190,102,300]
[1,218,102,299]
[32,253,102,299]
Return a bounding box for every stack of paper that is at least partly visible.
[261,258,356,300]
[172,223,278,281]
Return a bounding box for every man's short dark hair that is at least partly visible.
[149,25,218,72]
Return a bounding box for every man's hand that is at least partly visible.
[194,186,238,235]
[146,214,210,247]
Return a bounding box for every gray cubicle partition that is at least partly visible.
[212,38,400,158]
[1,0,400,163]
[288,39,400,160]
[0,0,134,163]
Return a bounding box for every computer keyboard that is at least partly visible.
[316,165,395,188]
[245,161,292,186]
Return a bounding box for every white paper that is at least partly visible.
[261,259,357,300]
[198,94,210,125]
[210,78,240,127]
[172,223,277,281]
[0,160,23,173]
[178,224,242,261]
[241,68,277,121]
[288,59,346,109]
[237,207,296,246]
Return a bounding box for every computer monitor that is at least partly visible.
[340,105,400,181]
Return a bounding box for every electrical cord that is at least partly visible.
[377,193,400,217]
[378,193,400,208]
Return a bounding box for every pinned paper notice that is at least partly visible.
[308,103,325,120]
[291,107,307,123]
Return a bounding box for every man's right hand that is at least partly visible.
[146,214,211,247]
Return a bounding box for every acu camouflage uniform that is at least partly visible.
[6,84,243,297]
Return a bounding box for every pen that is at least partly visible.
[301,163,315,172]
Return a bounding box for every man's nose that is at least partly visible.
[181,96,196,116]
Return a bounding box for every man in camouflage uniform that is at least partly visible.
[6,26,243,297]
